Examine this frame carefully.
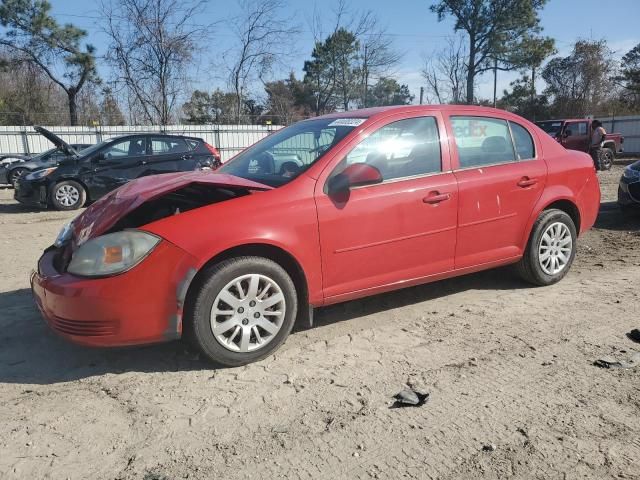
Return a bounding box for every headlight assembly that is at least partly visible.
[25,167,57,180]
[623,167,640,180]
[67,230,160,277]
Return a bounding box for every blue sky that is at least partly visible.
[48,0,640,102]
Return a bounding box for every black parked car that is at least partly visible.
[618,160,640,211]
[0,126,91,186]
[15,131,222,210]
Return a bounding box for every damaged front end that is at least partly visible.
[35,172,272,346]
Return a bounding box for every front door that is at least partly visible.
[315,114,458,301]
[80,137,148,199]
[561,121,589,152]
[448,116,547,269]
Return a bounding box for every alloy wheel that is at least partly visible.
[210,274,286,353]
[538,222,573,275]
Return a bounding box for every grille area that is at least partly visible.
[50,316,118,337]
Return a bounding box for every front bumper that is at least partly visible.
[31,239,199,347]
[618,175,640,206]
[14,178,49,207]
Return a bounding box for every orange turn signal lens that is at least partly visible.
[103,246,123,264]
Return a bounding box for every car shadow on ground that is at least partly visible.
[0,201,42,214]
[0,267,530,385]
[595,201,640,232]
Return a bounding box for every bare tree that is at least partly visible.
[102,0,208,125]
[422,36,468,104]
[226,0,299,123]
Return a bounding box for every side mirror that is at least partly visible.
[92,152,106,163]
[327,163,383,198]
[563,129,572,138]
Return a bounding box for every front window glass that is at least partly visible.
[218,118,362,187]
[451,116,516,168]
[104,138,146,158]
[333,117,441,182]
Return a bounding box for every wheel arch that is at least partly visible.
[521,193,582,251]
[184,243,310,326]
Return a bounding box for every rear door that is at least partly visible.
[146,137,192,175]
[448,115,547,269]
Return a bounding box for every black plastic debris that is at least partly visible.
[482,444,497,452]
[390,388,430,408]
[627,329,640,343]
[593,352,640,369]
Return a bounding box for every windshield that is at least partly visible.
[536,121,564,136]
[217,118,364,187]
[77,140,110,159]
[31,147,58,161]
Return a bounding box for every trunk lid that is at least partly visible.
[34,126,78,157]
[71,172,272,246]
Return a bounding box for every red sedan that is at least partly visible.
[32,106,601,366]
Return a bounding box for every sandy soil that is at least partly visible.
[0,164,639,480]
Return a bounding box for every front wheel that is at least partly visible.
[516,209,577,286]
[50,180,86,210]
[9,167,28,186]
[185,256,298,367]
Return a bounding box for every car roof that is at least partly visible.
[536,119,589,123]
[104,133,203,142]
[311,104,531,123]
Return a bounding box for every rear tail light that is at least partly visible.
[204,143,221,160]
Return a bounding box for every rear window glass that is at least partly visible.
[451,116,516,168]
[151,137,189,155]
[509,122,535,160]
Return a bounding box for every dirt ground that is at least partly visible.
[0,163,639,480]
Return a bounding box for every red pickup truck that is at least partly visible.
[535,119,624,170]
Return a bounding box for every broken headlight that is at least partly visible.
[67,230,160,277]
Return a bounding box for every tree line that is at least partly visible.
[0,0,638,126]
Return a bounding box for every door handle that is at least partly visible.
[139,160,148,165]
[517,177,538,188]
[423,191,451,204]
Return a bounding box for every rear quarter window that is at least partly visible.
[509,122,535,160]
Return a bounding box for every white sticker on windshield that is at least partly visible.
[328,118,366,127]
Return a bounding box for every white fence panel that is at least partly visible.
[599,115,640,155]
[0,124,283,161]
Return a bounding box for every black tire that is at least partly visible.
[516,209,577,286]
[49,180,86,210]
[9,167,28,186]
[185,256,298,367]
[599,148,614,171]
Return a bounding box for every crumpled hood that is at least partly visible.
[71,171,272,246]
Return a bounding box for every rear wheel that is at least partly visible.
[9,167,28,186]
[599,148,614,171]
[50,180,86,210]
[516,209,577,286]
[185,256,298,367]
